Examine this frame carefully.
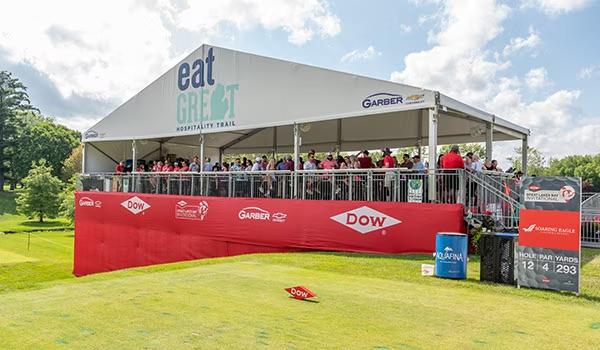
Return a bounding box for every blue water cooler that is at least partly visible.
[435,232,468,279]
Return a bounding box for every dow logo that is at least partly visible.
[330,206,401,234]
[121,196,151,215]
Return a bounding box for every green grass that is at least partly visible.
[0,190,72,233]
[1,231,600,349]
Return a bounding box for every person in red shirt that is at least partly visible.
[440,145,464,203]
[357,150,374,168]
[173,162,181,172]
[115,161,125,174]
[441,145,465,169]
[162,160,173,172]
[382,148,396,168]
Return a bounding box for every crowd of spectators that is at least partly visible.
[112,145,520,201]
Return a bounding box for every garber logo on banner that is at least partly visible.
[284,286,317,300]
[330,206,401,234]
[238,207,287,223]
[121,196,151,215]
[362,93,424,109]
[175,47,239,133]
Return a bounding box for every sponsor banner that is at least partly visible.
[521,176,580,212]
[74,192,464,276]
[517,176,581,294]
[407,179,423,203]
[518,209,580,251]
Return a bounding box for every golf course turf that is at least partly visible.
[1,231,600,348]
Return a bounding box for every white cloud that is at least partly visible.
[521,0,592,16]
[391,0,511,107]
[578,65,599,79]
[174,0,340,45]
[0,0,340,109]
[340,46,382,63]
[503,27,541,56]
[391,0,600,161]
[400,24,412,33]
[525,67,550,90]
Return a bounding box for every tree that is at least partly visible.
[60,174,79,223]
[61,144,83,181]
[16,160,63,222]
[0,71,37,191]
[9,112,80,184]
[508,146,547,175]
[544,154,600,192]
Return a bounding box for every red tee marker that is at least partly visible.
[285,286,317,300]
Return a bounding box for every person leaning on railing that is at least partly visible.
[440,145,464,203]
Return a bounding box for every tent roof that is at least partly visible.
[83,44,529,152]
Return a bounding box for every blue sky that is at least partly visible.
[0,0,598,161]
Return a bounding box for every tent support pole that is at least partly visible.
[293,123,300,198]
[272,127,277,158]
[428,95,439,202]
[336,119,342,155]
[486,122,493,161]
[131,140,137,173]
[417,110,423,156]
[199,136,205,172]
[522,135,528,175]
[81,143,86,174]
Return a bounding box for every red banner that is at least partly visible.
[519,209,581,251]
[74,192,465,276]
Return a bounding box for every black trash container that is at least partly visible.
[479,232,518,285]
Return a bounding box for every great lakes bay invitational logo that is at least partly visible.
[175,47,239,133]
[330,206,401,234]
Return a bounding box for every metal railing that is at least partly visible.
[464,171,521,230]
[582,193,600,248]
[79,169,465,204]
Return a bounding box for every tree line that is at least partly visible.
[1,70,81,222]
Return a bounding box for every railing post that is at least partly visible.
[228,174,233,197]
[348,172,353,201]
[458,169,466,205]
[331,172,335,200]
[367,170,373,201]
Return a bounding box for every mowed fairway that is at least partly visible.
[1,232,600,349]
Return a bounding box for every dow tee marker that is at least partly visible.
[285,286,317,300]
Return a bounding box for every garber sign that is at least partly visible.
[330,206,401,234]
[175,47,239,133]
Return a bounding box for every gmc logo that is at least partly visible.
[330,206,401,234]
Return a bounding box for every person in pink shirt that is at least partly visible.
[162,160,173,172]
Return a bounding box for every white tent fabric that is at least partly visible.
[83,44,529,172]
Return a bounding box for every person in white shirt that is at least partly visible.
[471,154,483,172]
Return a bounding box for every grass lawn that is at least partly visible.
[1,231,600,349]
[0,191,72,233]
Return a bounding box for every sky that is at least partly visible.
[0,0,599,166]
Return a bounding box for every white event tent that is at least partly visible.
[82,44,530,174]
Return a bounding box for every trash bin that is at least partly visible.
[435,232,468,279]
[479,232,517,285]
